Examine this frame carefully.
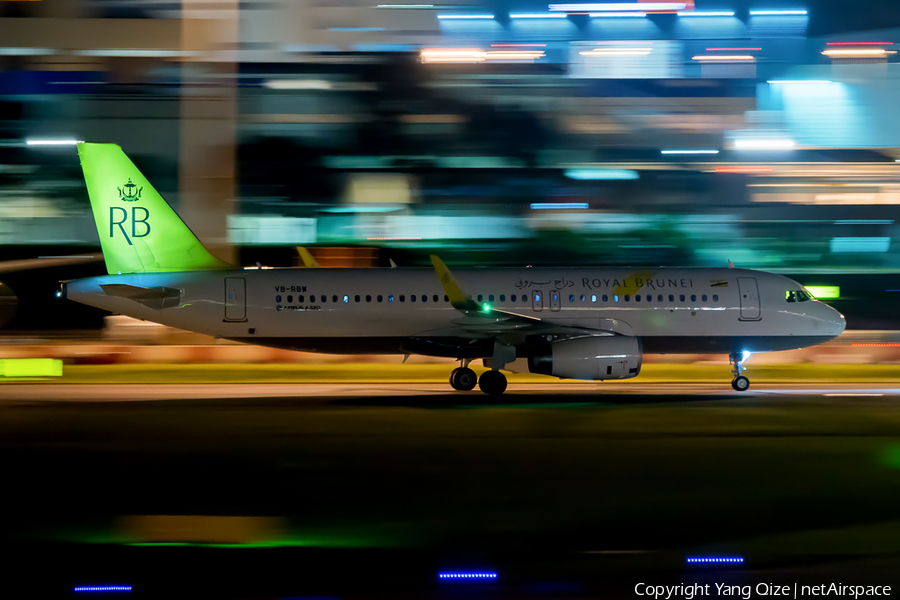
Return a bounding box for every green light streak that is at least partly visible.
[804,285,840,299]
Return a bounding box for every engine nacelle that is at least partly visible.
[528,335,642,381]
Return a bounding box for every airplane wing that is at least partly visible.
[429,255,614,338]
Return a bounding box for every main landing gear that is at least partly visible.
[730,352,750,392]
[449,363,477,391]
[449,360,508,395]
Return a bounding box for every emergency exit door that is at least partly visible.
[224,277,246,321]
[737,277,760,321]
[550,290,561,312]
[532,290,543,312]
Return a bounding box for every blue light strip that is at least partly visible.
[750,10,808,15]
[530,203,590,209]
[565,168,639,180]
[439,572,498,579]
[687,557,744,564]
[74,586,133,592]
[510,13,569,18]
[661,149,720,155]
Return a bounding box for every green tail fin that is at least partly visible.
[77,143,230,274]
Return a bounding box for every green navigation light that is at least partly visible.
[482,303,492,312]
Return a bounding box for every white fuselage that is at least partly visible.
[66,266,846,358]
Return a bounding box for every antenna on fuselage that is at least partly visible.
[727,259,736,269]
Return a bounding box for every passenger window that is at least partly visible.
[366,295,372,302]
[433,295,439,302]
[287,295,293,303]
[569,294,575,302]
[580,294,586,302]
[786,290,796,303]
[713,294,718,302]
[669,294,674,302]
[444,295,449,302]
[680,294,685,302]
[691,294,696,302]
[298,295,304,303]
[343,295,349,303]
[389,295,394,302]
[534,293,541,303]
[500,295,506,302]
[276,295,282,303]
[511,294,517,302]
[322,295,327,303]
[377,295,383,303]
[614,295,619,302]
[624,295,630,302]
[411,295,416,302]
[603,295,608,302]
[354,295,360,302]
[422,295,427,302]
[635,294,641,302]
[702,294,707,302]
[591,295,597,302]
[332,295,338,303]
[658,294,663,301]
[310,295,316,302]
[489,295,494,302]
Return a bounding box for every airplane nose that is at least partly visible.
[827,305,846,335]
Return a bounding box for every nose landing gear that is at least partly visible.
[730,352,750,392]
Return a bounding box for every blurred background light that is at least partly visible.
[661,149,719,155]
[509,13,568,19]
[830,237,891,253]
[530,203,590,209]
[805,286,840,299]
[565,169,639,180]
[749,10,807,15]
[550,2,688,11]
[25,139,82,147]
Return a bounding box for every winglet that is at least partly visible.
[727,259,736,269]
[430,255,481,311]
[296,247,321,268]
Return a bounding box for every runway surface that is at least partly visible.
[4,381,900,401]
[2,382,900,597]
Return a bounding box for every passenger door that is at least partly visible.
[532,290,544,312]
[224,277,246,321]
[737,277,760,321]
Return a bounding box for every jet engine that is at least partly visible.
[528,335,642,381]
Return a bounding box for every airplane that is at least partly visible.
[63,143,846,395]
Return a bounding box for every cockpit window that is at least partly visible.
[786,290,812,303]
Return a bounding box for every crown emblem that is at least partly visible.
[118,179,142,202]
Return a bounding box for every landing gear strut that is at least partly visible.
[478,370,507,396]
[450,360,477,391]
[730,352,750,392]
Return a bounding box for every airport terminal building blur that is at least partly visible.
[3,0,900,272]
